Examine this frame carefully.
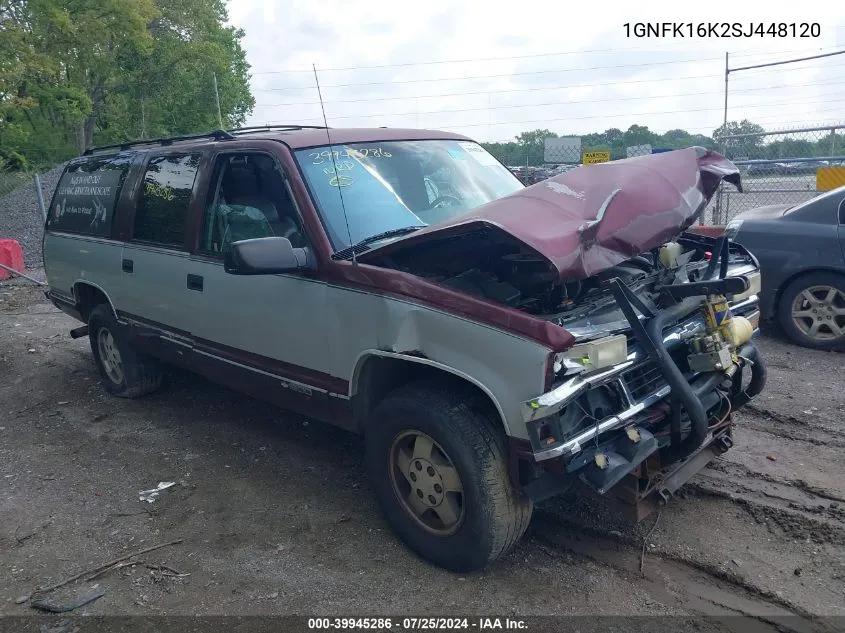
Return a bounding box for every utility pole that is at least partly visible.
[212,72,223,129]
[722,52,729,131]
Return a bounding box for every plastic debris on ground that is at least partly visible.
[138,481,176,503]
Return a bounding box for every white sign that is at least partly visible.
[626,144,652,158]
[544,137,581,163]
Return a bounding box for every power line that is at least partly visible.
[255,71,725,99]
[255,57,732,92]
[249,45,842,75]
[729,48,845,73]
[422,100,845,130]
[252,79,845,117]
[253,59,845,102]
[251,74,840,108]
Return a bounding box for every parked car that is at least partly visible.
[725,185,845,350]
[43,129,765,572]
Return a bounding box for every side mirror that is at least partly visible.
[224,237,310,275]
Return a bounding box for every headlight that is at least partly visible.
[555,334,628,375]
[733,270,761,302]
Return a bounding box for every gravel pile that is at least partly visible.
[0,164,65,269]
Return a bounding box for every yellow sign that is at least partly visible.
[816,166,845,192]
[583,151,611,165]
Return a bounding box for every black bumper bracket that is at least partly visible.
[578,426,658,495]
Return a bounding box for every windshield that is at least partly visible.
[295,139,523,250]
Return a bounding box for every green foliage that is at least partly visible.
[0,0,254,167]
[481,125,721,166]
[712,119,766,159]
[0,148,28,171]
[482,121,841,166]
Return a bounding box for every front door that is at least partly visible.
[184,151,342,413]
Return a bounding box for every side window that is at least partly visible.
[200,153,306,255]
[133,153,201,247]
[48,154,132,237]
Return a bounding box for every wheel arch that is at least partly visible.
[350,350,511,436]
[73,280,118,322]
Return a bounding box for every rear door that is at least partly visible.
[44,153,133,304]
[116,151,205,347]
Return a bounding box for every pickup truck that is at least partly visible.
[43,126,766,571]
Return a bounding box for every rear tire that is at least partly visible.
[365,381,532,572]
[88,304,163,398]
[777,272,845,350]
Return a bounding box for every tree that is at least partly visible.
[515,128,556,166]
[0,0,254,166]
[97,0,254,143]
[622,124,656,148]
[712,119,766,159]
[480,121,771,167]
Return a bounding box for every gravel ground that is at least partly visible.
[1,280,843,632]
[0,165,64,269]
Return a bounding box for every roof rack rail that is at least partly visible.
[227,124,328,134]
[83,129,235,156]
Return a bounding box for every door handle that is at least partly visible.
[187,274,204,292]
[122,258,134,273]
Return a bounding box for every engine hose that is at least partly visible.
[644,297,710,461]
[729,342,767,409]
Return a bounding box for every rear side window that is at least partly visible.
[49,154,132,237]
[133,153,201,247]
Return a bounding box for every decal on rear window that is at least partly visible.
[49,157,131,237]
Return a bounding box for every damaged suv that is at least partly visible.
[43,126,765,572]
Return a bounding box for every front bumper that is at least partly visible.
[522,293,761,463]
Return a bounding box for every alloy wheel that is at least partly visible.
[388,430,465,536]
[790,285,845,341]
[97,327,124,384]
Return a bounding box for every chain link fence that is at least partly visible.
[706,124,845,224]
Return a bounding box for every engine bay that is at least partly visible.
[366,227,752,329]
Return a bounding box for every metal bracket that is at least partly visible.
[609,279,658,362]
[703,235,733,280]
[0,262,47,287]
[656,275,748,300]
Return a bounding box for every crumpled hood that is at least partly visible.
[359,147,741,281]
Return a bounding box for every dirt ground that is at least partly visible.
[2,278,844,631]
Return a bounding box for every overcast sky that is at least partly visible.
[226,0,845,142]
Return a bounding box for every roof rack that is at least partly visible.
[83,129,235,156]
[227,124,328,135]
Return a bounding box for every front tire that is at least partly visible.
[88,304,163,398]
[365,381,532,572]
[777,272,845,350]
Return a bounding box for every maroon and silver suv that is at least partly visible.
[43,125,765,571]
